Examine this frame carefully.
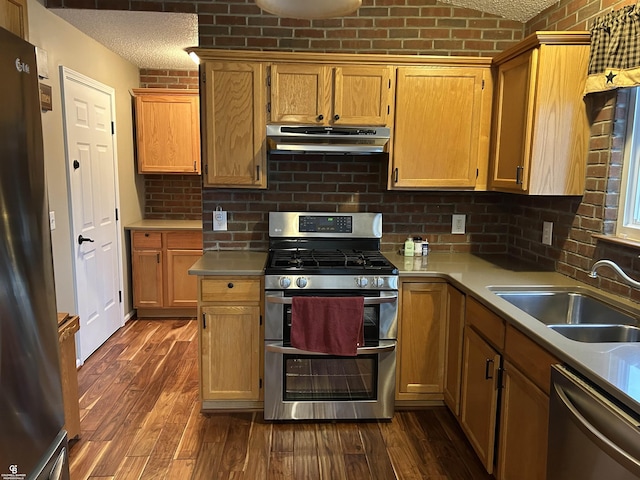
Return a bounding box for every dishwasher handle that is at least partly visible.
[552,368,640,476]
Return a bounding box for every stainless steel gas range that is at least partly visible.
[264,212,398,421]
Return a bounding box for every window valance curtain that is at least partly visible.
[585,3,640,95]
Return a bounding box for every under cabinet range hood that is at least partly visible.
[266,125,391,154]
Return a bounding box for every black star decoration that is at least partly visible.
[606,71,617,84]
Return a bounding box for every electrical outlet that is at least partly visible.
[213,209,228,231]
[452,214,465,234]
[49,211,55,231]
[542,221,553,245]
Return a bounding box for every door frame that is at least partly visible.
[59,66,125,365]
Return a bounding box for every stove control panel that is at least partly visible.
[266,275,398,290]
[299,215,352,233]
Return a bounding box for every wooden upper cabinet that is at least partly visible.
[0,0,28,40]
[201,61,267,188]
[390,66,491,190]
[489,32,591,195]
[132,89,201,175]
[270,64,392,126]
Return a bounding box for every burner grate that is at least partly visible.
[270,249,394,272]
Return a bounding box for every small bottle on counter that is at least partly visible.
[422,238,429,256]
[414,237,423,256]
[404,237,415,256]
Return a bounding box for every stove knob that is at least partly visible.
[296,277,308,288]
[356,276,369,288]
[374,277,385,288]
[279,277,292,289]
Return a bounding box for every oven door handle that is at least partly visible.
[265,342,396,355]
[265,296,397,305]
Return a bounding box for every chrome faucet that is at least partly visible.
[589,259,640,289]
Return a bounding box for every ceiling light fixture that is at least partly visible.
[255,0,362,19]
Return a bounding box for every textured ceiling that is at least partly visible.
[50,9,198,70]
[51,0,556,70]
[443,0,559,22]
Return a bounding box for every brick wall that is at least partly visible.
[525,0,636,33]
[139,69,199,89]
[202,155,510,253]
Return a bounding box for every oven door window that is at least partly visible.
[283,354,378,401]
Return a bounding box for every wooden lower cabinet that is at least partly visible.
[58,313,81,439]
[460,325,501,474]
[443,285,465,417]
[198,276,263,408]
[396,280,448,402]
[454,297,558,477]
[131,229,203,317]
[496,361,549,480]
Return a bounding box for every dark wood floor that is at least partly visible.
[69,318,493,480]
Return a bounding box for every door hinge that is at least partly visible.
[111,122,115,135]
[482,79,485,89]
[267,75,271,87]
[204,164,208,175]
[118,290,122,303]
[476,168,479,179]
[267,102,271,113]
[259,378,263,389]
[388,79,391,88]
[497,367,505,390]
[201,71,206,83]
[259,315,262,326]
[387,105,390,115]
[202,312,207,329]
[115,208,119,221]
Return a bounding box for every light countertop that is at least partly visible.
[189,251,267,276]
[125,219,202,230]
[188,249,640,415]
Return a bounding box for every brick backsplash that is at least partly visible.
[144,174,202,220]
[202,155,510,254]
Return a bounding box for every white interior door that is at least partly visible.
[60,67,123,363]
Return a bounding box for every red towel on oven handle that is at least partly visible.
[290,296,365,357]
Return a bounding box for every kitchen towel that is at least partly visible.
[290,296,365,356]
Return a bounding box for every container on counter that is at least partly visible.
[422,238,429,256]
[404,237,415,256]
[414,237,423,256]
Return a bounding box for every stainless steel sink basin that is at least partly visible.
[490,287,640,343]
[548,325,640,343]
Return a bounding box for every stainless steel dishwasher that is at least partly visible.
[547,365,640,479]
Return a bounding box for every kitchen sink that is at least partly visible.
[490,287,640,343]
[548,325,640,343]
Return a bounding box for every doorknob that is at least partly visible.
[78,235,95,245]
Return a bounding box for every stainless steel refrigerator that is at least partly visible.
[0,27,70,480]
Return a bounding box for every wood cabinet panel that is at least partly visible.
[496,361,549,480]
[201,277,261,303]
[504,324,559,395]
[132,231,162,249]
[166,231,203,250]
[202,61,267,188]
[333,66,392,126]
[132,249,163,308]
[460,326,501,474]
[270,64,330,124]
[397,281,448,400]
[0,0,28,40]
[133,89,200,174]
[444,285,465,416]
[390,66,490,189]
[166,250,202,308]
[200,305,261,401]
[466,297,505,350]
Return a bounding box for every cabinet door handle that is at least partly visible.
[515,165,523,185]
[193,161,197,171]
[485,358,494,380]
[394,168,399,183]
[334,114,340,121]
[228,282,234,289]
[317,114,324,121]
[156,253,160,264]
[256,165,260,182]
[202,312,206,329]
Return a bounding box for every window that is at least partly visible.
[617,88,640,241]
